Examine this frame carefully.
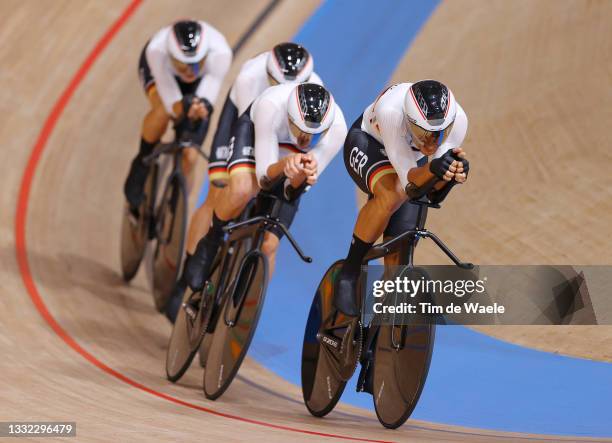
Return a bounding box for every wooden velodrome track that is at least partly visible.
[1,0,610,442]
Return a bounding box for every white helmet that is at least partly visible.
[404,80,456,132]
[287,83,335,134]
[267,42,313,84]
[167,20,208,68]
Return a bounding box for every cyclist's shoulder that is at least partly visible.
[146,26,170,55]
[455,101,467,122]
[447,103,468,142]
[309,71,324,86]
[374,82,410,111]
[329,99,346,128]
[258,83,294,103]
[237,52,268,81]
[198,20,231,54]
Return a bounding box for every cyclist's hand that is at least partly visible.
[451,148,469,183]
[188,98,208,120]
[451,147,466,159]
[301,153,318,176]
[284,154,305,180]
[429,149,456,181]
[305,173,318,186]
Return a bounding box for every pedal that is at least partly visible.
[182,294,201,321]
[182,302,197,321]
[318,317,362,382]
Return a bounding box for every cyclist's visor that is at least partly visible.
[408,120,454,148]
[288,119,328,148]
[170,55,205,77]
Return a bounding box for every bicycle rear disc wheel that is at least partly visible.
[152,175,187,312]
[120,166,155,281]
[372,321,435,429]
[198,333,213,368]
[203,251,268,400]
[301,261,352,417]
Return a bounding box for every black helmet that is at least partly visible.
[287,83,335,134]
[167,20,207,64]
[404,80,458,148]
[404,80,457,131]
[267,42,313,83]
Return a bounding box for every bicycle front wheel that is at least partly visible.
[372,321,435,429]
[372,265,436,429]
[203,250,268,400]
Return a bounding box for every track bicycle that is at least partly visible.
[301,199,473,428]
[166,188,312,400]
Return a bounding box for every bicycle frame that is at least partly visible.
[143,141,207,214]
[203,192,312,334]
[360,200,473,353]
[364,200,473,269]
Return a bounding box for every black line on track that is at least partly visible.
[232,0,282,54]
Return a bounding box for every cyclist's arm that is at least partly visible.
[208,54,258,153]
[230,56,262,114]
[308,106,348,175]
[146,45,183,117]
[378,109,421,189]
[432,104,468,159]
[407,164,438,188]
[253,99,282,188]
[195,31,232,105]
[429,104,469,190]
[209,91,238,154]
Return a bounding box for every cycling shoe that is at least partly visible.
[333,273,361,317]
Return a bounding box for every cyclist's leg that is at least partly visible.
[183,112,258,291]
[124,85,169,209]
[187,133,231,251]
[186,185,224,253]
[381,200,418,273]
[207,91,237,189]
[166,94,235,322]
[185,135,229,252]
[261,233,280,277]
[142,87,170,142]
[165,184,224,323]
[125,47,170,209]
[179,167,256,291]
[383,156,429,267]
[335,116,407,315]
[216,171,258,218]
[353,174,406,242]
[186,91,237,243]
[181,148,199,193]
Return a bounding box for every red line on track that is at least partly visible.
[13,2,391,442]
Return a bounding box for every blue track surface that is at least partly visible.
[199,0,612,437]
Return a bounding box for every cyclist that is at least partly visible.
[166,83,347,322]
[185,43,322,276]
[123,19,232,215]
[335,80,470,316]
